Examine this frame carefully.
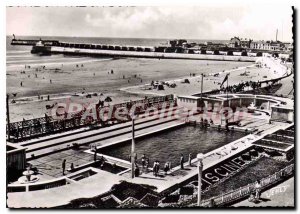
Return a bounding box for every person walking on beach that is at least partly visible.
[180,154,184,170]
[188,153,192,166]
[50,79,52,84]
[20,81,23,87]
[62,159,66,175]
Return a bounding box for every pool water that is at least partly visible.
[99,126,245,167]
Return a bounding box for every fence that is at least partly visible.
[7,95,175,142]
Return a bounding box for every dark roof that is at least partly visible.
[140,193,160,207]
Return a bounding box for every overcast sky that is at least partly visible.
[6,6,293,41]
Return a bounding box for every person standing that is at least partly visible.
[141,154,146,169]
[188,153,192,166]
[153,161,157,176]
[62,159,66,175]
[145,158,149,173]
[164,162,169,175]
[94,150,97,162]
[180,154,184,170]
[255,180,262,199]
[156,161,160,176]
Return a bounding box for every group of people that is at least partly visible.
[19,64,53,87]
[220,79,279,94]
[132,153,195,177]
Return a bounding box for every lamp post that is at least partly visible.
[197,153,204,206]
[131,117,135,179]
[200,73,204,100]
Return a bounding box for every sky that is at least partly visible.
[6,6,293,42]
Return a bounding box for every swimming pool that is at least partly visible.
[99,125,245,167]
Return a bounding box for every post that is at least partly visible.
[197,153,204,206]
[226,75,229,102]
[201,73,204,100]
[6,94,10,141]
[131,118,135,179]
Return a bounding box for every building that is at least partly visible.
[169,39,188,47]
[229,37,252,48]
[7,142,27,181]
[250,40,284,51]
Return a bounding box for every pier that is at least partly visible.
[11,38,263,62]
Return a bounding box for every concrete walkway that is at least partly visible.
[234,177,294,207]
[7,170,122,208]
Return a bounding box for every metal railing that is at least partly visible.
[197,163,294,207]
[7,95,175,142]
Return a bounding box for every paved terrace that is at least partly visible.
[23,106,184,159]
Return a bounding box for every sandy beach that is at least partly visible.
[7,54,253,122]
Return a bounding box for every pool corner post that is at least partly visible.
[6,94,10,141]
[197,153,204,207]
[131,117,135,179]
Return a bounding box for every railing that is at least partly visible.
[7,94,175,142]
[7,177,70,193]
[197,163,294,207]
